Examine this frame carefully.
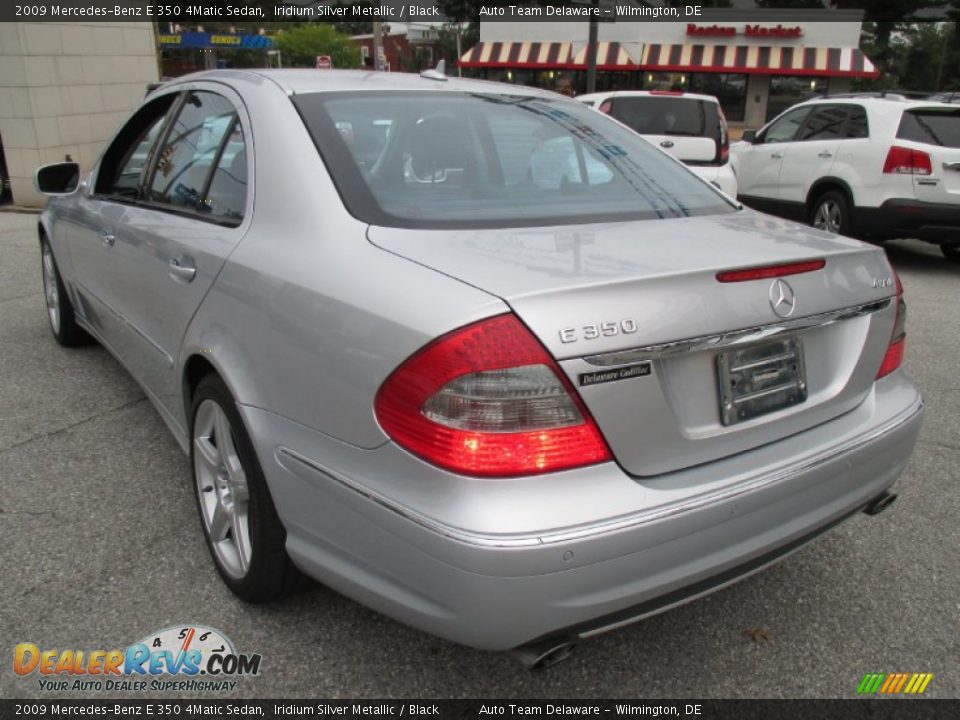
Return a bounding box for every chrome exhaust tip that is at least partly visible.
[863,491,897,516]
[509,637,578,671]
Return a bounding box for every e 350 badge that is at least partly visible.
[13,625,261,693]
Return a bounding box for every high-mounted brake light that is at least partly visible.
[716,259,826,283]
[883,146,932,176]
[375,314,612,477]
[877,272,907,379]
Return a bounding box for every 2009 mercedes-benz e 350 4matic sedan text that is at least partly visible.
[35,69,922,667]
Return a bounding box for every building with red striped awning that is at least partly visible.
[570,42,638,71]
[641,44,878,79]
[462,8,878,127]
[458,42,573,69]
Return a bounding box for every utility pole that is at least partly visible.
[373,20,384,71]
[586,0,599,94]
[456,23,463,77]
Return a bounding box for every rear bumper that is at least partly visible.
[243,374,923,651]
[857,199,960,243]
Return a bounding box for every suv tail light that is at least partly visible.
[883,146,932,176]
[375,314,612,477]
[877,272,907,379]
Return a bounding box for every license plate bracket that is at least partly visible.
[717,336,807,426]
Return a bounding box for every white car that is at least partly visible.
[731,95,960,262]
[578,90,737,197]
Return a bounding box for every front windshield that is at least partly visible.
[293,91,735,229]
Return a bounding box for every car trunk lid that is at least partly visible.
[369,211,898,476]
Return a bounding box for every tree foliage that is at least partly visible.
[272,23,362,69]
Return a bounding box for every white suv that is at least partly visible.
[731,96,960,262]
[578,90,737,197]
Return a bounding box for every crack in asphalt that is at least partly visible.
[0,396,147,457]
[0,507,61,522]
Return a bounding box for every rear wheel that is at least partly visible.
[190,374,302,602]
[942,244,960,263]
[40,238,90,346]
[809,191,852,236]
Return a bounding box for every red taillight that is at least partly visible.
[375,314,612,477]
[598,100,612,114]
[716,259,826,283]
[649,90,684,96]
[877,273,907,379]
[883,146,932,176]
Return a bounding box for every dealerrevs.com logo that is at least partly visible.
[13,625,261,693]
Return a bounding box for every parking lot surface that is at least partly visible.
[1,210,957,699]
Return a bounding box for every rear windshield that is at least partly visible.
[292,91,734,229]
[897,108,960,148]
[607,96,714,138]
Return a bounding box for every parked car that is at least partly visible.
[731,96,960,262]
[35,70,922,668]
[577,90,737,197]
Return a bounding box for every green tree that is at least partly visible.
[273,23,362,69]
[900,22,951,92]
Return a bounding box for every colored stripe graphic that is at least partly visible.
[858,673,933,695]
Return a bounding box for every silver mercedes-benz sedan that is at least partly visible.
[35,69,922,667]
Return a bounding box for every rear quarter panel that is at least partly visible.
[179,76,505,448]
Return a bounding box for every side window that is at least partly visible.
[798,105,848,141]
[145,91,237,213]
[203,122,247,223]
[95,94,177,198]
[762,107,812,144]
[846,106,869,139]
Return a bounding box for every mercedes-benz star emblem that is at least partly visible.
[769,279,797,318]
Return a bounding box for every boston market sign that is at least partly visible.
[686,24,803,39]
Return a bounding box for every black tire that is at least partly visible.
[40,237,91,347]
[809,190,853,236]
[941,244,960,263]
[190,373,303,602]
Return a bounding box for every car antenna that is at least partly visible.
[421,59,448,82]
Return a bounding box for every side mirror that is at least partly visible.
[740,129,757,144]
[35,162,80,196]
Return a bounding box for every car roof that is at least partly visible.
[160,68,565,99]
[577,90,719,103]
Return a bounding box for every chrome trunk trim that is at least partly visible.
[581,299,891,367]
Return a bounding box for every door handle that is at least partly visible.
[100,230,115,247]
[770,152,783,159]
[168,255,197,283]
[818,151,833,158]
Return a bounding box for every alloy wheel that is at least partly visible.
[193,399,252,579]
[41,245,61,335]
[813,199,842,233]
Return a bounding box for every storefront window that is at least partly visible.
[688,74,747,122]
[767,76,829,122]
[642,72,691,92]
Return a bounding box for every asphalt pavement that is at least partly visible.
[0,210,957,699]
